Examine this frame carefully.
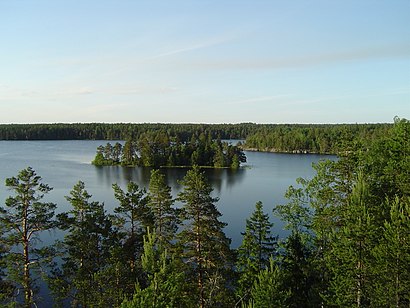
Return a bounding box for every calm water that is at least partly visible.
[0,140,333,247]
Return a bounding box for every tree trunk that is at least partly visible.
[23,200,32,307]
[23,240,31,307]
[196,212,205,308]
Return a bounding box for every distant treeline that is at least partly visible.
[0,123,256,141]
[0,122,392,154]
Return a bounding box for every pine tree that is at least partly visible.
[236,201,277,304]
[177,166,234,308]
[0,167,56,307]
[121,139,137,166]
[147,169,179,248]
[112,182,151,293]
[49,181,118,307]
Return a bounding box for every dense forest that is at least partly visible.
[0,118,409,307]
[242,123,391,154]
[0,123,255,141]
[0,122,391,155]
[92,131,246,168]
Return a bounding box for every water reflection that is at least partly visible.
[93,165,247,195]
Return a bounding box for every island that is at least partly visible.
[92,131,246,168]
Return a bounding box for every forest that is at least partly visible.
[0,118,409,307]
[0,123,391,155]
[92,131,246,168]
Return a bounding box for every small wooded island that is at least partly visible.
[92,131,246,168]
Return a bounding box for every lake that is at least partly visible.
[0,140,333,247]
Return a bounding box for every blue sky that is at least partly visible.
[1,1,409,124]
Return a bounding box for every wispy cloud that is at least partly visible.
[0,86,96,102]
[192,43,410,70]
[149,35,236,60]
[103,85,178,95]
[228,95,289,105]
[103,33,240,77]
[0,83,178,103]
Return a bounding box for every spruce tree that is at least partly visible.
[281,231,316,308]
[0,167,56,307]
[236,201,277,303]
[177,166,234,308]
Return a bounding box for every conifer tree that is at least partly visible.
[112,182,151,293]
[121,230,191,308]
[236,201,277,303]
[50,181,118,307]
[121,139,137,166]
[147,169,179,248]
[274,185,319,307]
[0,216,15,305]
[281,231,317,307]
[177,166,234,308]
[371,197,410,307]
[0,167,56,307]
[246,258,288,308]
[327,173,375,307]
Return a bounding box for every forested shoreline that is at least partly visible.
[0,122,391,155]
[0,118,409,307]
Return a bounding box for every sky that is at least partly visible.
[0,1,409,124]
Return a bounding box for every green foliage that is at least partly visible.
[147,170,179,248]
[0,167,56,307]
[370,197,410,307]
[121,139,138,166]
[113,182,151,238]
[49,181,120,307]
[0,122,257,141]
[363,117,410,202]
[246,258,289,308]
[177,166,235,307]
[326,174,375,306]
[281,231,318,307]
[274,184,312,234]
[244,123,390,154]
[236,201,277,304]
[93,131,246,168]
[121,230,191,308]
[112,182,151,296]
